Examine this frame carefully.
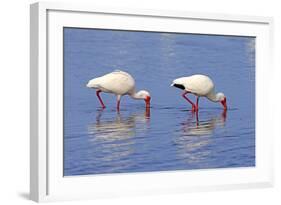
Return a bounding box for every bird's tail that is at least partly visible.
[171,78,185,86]
[86,78,100,88]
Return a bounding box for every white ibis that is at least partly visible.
[171,74,227,111]
[86,70,151,111]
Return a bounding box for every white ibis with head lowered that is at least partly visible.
[171,74,227,111]
[87,70,151,111]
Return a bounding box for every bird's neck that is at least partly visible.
[207,91,220,102]
[129,91,142,100]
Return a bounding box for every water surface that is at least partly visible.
[63,28,255,176]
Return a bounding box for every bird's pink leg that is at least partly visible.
[117,100,120,112]
[195,96,199,112]
[182,91,196,112]
[96,90,106,109]
[116,95,121,112]
[195,110,199,126]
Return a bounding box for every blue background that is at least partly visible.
[63,28,255,176]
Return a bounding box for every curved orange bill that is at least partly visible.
[145,106,150,118]
[145,96,151,109]
[221,97,227,110]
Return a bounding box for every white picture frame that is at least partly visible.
[30,1,274,202]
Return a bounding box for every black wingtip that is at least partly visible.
[173,84,185,90]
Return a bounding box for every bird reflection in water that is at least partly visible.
[87,109,150,173]
[174,110,227,165]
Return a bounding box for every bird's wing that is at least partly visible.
[87,77,110,92]
[94,71,135,95]
[112,70,133,78]
[172,77,193,91]
[186,75,214,95]
[173,75,214,95]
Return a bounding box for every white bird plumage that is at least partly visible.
[171,74,227,111]
[87,70,135,95]
[87,70,151,111]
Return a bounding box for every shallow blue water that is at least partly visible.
[63,28,255,176]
